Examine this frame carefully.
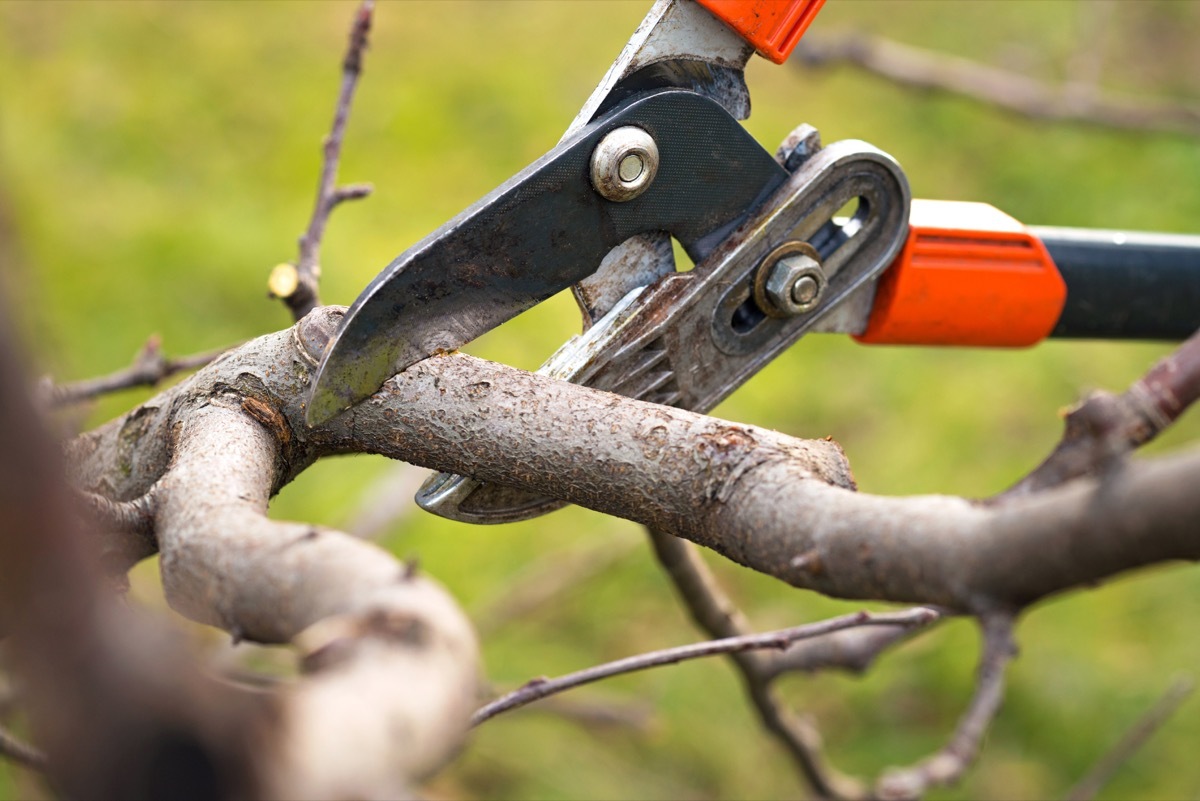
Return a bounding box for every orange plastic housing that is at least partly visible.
[855,200,1066,347]
[695,0,827,64]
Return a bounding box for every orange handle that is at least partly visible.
[694,0,827,64]
[855,200,1067,347]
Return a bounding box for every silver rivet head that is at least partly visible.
[591,126,659,202]
[618,153,644,182]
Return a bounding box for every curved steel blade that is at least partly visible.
[306,88,787,425]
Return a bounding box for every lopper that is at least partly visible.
[306,0,1200,523]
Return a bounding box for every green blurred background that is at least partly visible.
[2,1,1200,798]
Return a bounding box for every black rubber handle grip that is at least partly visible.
[1031,226,1200,341]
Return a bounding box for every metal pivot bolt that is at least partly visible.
[754,240,827,318]
[590,126,659,202]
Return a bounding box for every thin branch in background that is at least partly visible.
[794,34,1200,137]
[761,616,943,679]
[483,687,655,734]
[270,0,376,321]
[1065,675,1195,801]
[1002,327,1200,498]
[471,608,936,728]
[472,536,641,636]
[646,529,868,800]
[876,614,1017,800]
[42,335,228,408]
[0,724,46,772]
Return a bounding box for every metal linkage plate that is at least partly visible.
[418,136,911,523]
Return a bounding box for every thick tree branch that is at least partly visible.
[271,0,375,320]
[154,400,479,797]
[58,307,1200,797]
[70,307,1200,616]
[795,34,1200,137]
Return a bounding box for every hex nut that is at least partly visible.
[754,241,826,318]
[590,126,659,202]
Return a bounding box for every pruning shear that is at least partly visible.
[307,0,1200,523]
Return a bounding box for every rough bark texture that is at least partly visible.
[69,306,1200,618]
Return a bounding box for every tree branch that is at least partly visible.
[153,399,479,797]
[271,0,375,320]
[71,307,1200,617]
[646,529,867,800]
[876,614,1017,800]
[42,335,228,407]
[1065,675,1195,801]
[1003,327,1200,498]
[0,724,46,772]
[471,608,936,727]
[795,33,1200,137]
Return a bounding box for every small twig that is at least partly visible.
[761,615,943,679]
[0,724,46,772]
[795,33,1200,137]
[646,529,867,799]
[481,685,654,733]
[876,613,1017,800]
[43,336,228,407]
[271,0,376,321]
[471,608,936,728]
[1002,327,1200,498]
[1065,675,1195,801]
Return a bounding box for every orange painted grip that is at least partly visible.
[694,0,827,64]
[855,200,1066,347]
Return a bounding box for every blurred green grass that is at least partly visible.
[2,1,1199,799]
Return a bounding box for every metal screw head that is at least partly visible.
[754,241,826,318]
[591,126,659,202]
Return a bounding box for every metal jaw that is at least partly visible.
[417,132,912,523]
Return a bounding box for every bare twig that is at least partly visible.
[483,686,655,733]
[1003,327,1200,498]
[1065,675,1196,801]
[0,724,46,771]
[795,34,1200,137]
[271,0,376,320]
[471,608,936,727]
[761,616,942,679]
[646,529,867,800]
[876,614,1017,800]
[43,335,228,407]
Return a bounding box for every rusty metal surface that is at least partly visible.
[307,88,788,425]
[419,136,911,523]
[563,0,754,138]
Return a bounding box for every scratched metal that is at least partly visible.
[418,136,912,523]
[307,89,788,425]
